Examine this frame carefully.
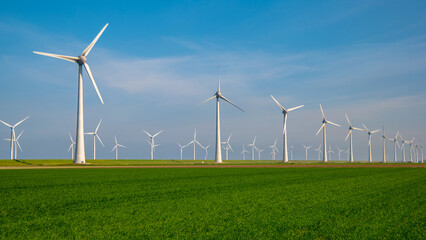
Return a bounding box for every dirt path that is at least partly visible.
[0,164,424,169]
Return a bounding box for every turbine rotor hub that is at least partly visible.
[77,55,87,65]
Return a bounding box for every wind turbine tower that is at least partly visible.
[315,145,321,160]
[111,135,126,160]
[241,145,249,160]
[345,114,363,162]
[316,105,340,162]
[380,127,390,163]
[34,24,108,164]
[270,95,303,163]
[68,132,76,159]
[248,137,257,160]
[144,129,163,160]
[85,119,104,160]
[303,145,311,161]
[362,124,380,162]
[201,65,244,163]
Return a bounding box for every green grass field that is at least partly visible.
[0,167,424,239]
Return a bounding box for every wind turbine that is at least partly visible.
[111,136,126,160]
[337,146,344,161]
[248,137,257,160]
[345,148,350,161]
[380,127,390,163]
[34,24,108,164]
[241,145,249,160]
[270,95,303,163]
[315,145,321,160]
[389,131,400,162]
[144,129,163,160]
[421,145,424,163]
[415,144,419,163]
[4,130,24,159]
[201,144,211,160]
[177,142,190,160]
[362,123,380,162]
[303,145,311,161]
[0,116,29,159]
[290,145,294,161]
[201,65,244,163]
[68,132,76,159]
[269,139,279,161]
[405,137,415,162]
[316,105,340,162]
[345,114,363,162]
[221,133,233,160]
[85,119,104,160]
[255,146,264,160]
[399,134,407,162]
[328,146,335,160]
[187,129,203,160]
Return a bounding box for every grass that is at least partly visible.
[0,167,424,239]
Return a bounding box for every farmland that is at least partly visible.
[0,167,424,239]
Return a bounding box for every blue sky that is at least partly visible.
[0,0,425,160]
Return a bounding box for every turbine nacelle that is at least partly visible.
[77,55,87,65]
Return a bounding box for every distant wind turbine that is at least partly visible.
[316,105,340,162]
[328,146,335,160]
[4,130,24,159]
[144,129,163,160]
[399,134,407,162]
[221,133,233,160]
[270,95,303,163]
[187,129,203,160]
[0,116,29,160]
[248,137,257,160]
[201,144,211,160]
[255,146,264,160]
[362,123,380,163]
[68,132,76,159]
[177,142,190,160]
[241,145,249,160]
[315,145,321,160]
[405,137,415,162]
[85,119,104,160]
[201,65,244,163]
[111,135,126,160]
[337,146,344,161]
[269,139,279,161]
[303,145,311,161]
[380,127,390,163]
[290,145,294,161]
[389,131,400,162]
[345,114,363,162]
[34,24,108,164]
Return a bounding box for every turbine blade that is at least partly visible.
[270,95,285,111]
[153,130,163,138]
[14,116,30,127]
[68,143,73,152]
[345,114,351,126]
[319,104,325,119]
[316,124,325,136]
[114,135,117,145]
[16,130,24,140]
[352,127,364,131]
[220,95,244,112]
[68,131,73,142]
[82,23,109,56]
[345,130,351,142]
[287,105,304,112]
[96,134,104,147]
[327,121,341,127]
[0,120,12,128]
[118,144,126,148]
[111,145,117,151]
[201,95,216,104]
[33,51,78,63]
[362,123,370,132]
[371,130,380,134]
[84,63,104,104]
[16,141,23,152]
[143,130,153,138]
[95,119,102,133]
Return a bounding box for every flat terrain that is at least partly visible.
[0,167,424,239]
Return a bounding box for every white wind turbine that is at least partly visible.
[415,144,419,163]
[4,130,24,159]
[255,146,264,160]
[328,146,335,160]
[270,95,303,163]
[380,127,390,163]
[405,137,415,162]
[303,145,311,161]
[201,144,211,160]
[0,116,29,160]
[68,132,76,159]
[399,134,407,162]
[241,145,249,160]
[316,105,340,162]
[111,135,126,160]
[144,129,163,160]
[85,119,104,160]
[290,145,294,160]
[337,146,344,161]
[221,133,233,160]
[248,137,257,160]
[269,139,279,161]
[177,142,190,160]
[187,129,203,160]
[345,114,363,162]
[34,24,108,164]
[362,123,380,163]
[345,148,350,161]
[201,65,244,163]
[315,145,321,160]
[421,145,424,163]
[389,131,400,162]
